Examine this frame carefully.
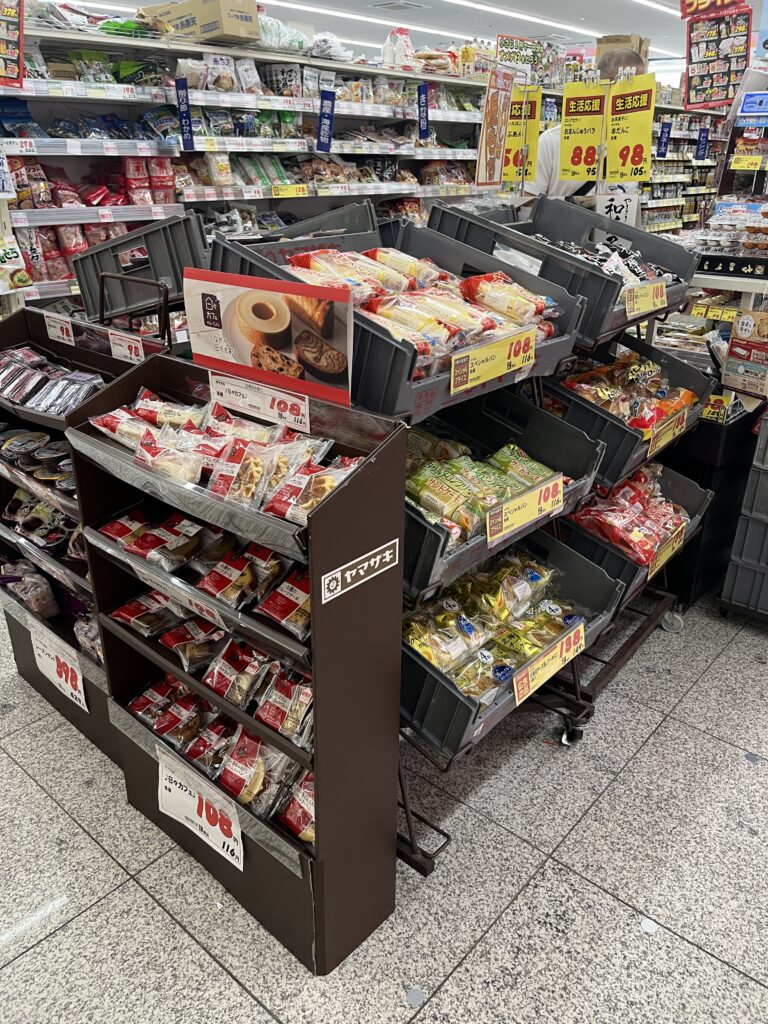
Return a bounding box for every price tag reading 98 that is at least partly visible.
[606,74,656,184]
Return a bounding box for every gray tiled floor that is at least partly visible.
[1,601,767,1023]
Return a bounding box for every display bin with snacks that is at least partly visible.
[246,201,381,266]
[543,334,714,487]
[426,199,698,347]
[66,354,407,976]
[210,223,585,421]
[0,310,140,763]
[402,390,605,601]
[561,465,713,610]
[400,530,624,760]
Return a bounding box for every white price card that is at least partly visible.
[32,631,88,712]
[241,186,263,199]
[157,746,243,870]
[150,205,165,220]
[108,329,143,363]
[98,208,114,222]
[44,312,75,345]
[66,140,82,155]
[16,139,37,155]
[209,372,310,433]
[102,140,118,156]
[137,141,151,156]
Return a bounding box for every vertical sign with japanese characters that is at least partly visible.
[0,0,22,88]
[174,77,194,151]
[605,73,656,183]
[656,121,672,158]
[475,66,514,188]
[502,86,542,186]
[417,83,430,141]
[316,89,336,153]
[559,82,606,181]
[695,126,709,160]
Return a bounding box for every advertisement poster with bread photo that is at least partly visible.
[184,268,352,405]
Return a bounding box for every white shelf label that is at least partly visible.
[11,212,26,226]
[102,141,118,156]
[108,328,143,363]
[150,205,166,219]
[44,312,75,345]
[32,631,87,712]
[157,747,243,870]
[137,141,151,156]
[66,140,82,155]
[209,372,310,433]
[203,187,217,200]
[16,139,37,154]
[98,208,114,222]
[241,186,263,200]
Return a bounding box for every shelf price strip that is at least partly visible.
[449,326,536,395]
[647,407,688,458]
[512,620,585,706]
[731,154,763,171]
[157,746,243,870]
[31,631,87,712]
[624,281,667,318]
[647,522,686,579]
[486,474,564,546]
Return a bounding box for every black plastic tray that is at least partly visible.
[210,222,585,421]
[544,333,714,487]
[400,529,624,758]
[403,390,605,601]
[427,199,697,349]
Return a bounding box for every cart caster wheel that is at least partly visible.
[661,611,684,633]
[719,607,729,619]
[561,726,584,746]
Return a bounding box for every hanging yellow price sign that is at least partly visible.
[502,86,542,185]
[512,620,585,707]
[606,73,656,183]
[731,154,763,171]
[559,82,606,181]
[624,281,667,317]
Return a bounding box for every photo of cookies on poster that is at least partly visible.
[184,268,353,406]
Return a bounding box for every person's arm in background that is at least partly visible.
[524,125,556,200]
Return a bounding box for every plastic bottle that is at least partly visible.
[382,32,395,67]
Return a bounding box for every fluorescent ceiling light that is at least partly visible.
[262,0,487,40]
[336,37,383,48]
[439,0,603,39]
[74,2,137,10]
[649,46,685,56]
[626,0,679,13]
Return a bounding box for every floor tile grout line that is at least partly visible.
[666,712,767,761]
[0,708,59,745]
[0,876,133,975]
[549,856,768,994]
[132,873,286,1024]
[663,622,746,720]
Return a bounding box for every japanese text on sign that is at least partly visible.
[486,475,564,545]
[647,407,688,457]
[502,86,541,185]
[450,327,536,394]
[417,82,430,141]
[316,88,336,153]
[157,747,243,870]
[321,538,399,603]
[606,74,656,183]
[648,523,686,578]
[680,0,740,16]
[624,281,667,318]
[513,621,585,706]
[174,77,194,151]
[44,312,74,345]
[32,631,87,712]
[475,66,514,188]
[209,372,310,433]
[559,82,606,181]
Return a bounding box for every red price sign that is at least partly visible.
[32,631,88,712]
[108,329,144,364]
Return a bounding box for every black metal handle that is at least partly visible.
[97,272,172,352]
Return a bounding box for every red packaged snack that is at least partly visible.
[56,224,88,257]
[152,692,205,749]
[90,406,149,448]
[218,724,291,814]
[109,589,182,637]
[242,543,284,598]
[127,674,181,725]
[262,461,324,520]
[183,714,236,777]
[275,769,315,844]
[78,183,109,207]
[135,427,205,486]
[159,617,226,672]
[151,186,176,204]
[147,156,173,177]
[208,438,277,507]
[124,512,203,568]
[205,402,282,443]
[255,666,313,743]
[122,156,149,179]
[132,387,205,429]
[98,509,148,546]
[257,568,311,640]
[263,456,362,525]
[83,224,109,246]
[202,637,276,707]
[195,550,258,608]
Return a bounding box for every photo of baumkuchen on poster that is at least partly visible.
[184,268,352,406]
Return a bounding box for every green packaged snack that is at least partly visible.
[407,427,472,464]
[406,461,487,538]
[444,455,524,504]
[486,442,554,488]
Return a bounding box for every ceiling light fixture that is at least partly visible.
[626,0,679,13]
[438,0,604,40]
[258,0,464,39]
[649,45,685,56]
[336,37,383,47]
[72,2,137,10]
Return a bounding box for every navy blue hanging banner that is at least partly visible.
[316,89,336,153]
[656,121,671,159]
[417,82,430,140]
[695,126,709,161]
[175,77,194,151]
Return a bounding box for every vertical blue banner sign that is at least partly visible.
[174,77,194,151]
[417,82,430,140]
[316,89,336,153]
[695,126,709,161]
[656,121,671,159]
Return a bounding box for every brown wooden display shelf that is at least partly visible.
[69,354,407,976]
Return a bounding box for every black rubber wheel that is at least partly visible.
[719,607,729,618]
[561,726,584,745]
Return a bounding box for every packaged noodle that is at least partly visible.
[406,461,487,538]
[362,247,442,287]
[218,724,292,815]
[486,443,555,488]
[460,271,541,324]
[402,596,492,672]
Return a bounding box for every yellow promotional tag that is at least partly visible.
[272,184,309,198]
[559,82,606,182]
[648,522,686,579]
[486,475,564,545]
[701,393,732,424]
[624,281,667,318]
[606,73,656,184]
[502,86,542,185]
[719,307,738,322]
[647,407,688,457]
[201,137,218,151]
[690,303,709,317]
[513,620,585,706]
[731,154,763,171]
[450,326,536,394]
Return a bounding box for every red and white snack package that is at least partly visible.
[124,512,203,570]
[263,456,362,525]
[98,509,148,546]
[89,406,148,448]
[262,461,324,520]
[195,550,258,608]
[152,692,207,750]
[218,724,292,815]
[208,438,277,507]
[56,224,88,257]
[202,637,277,707]
[255,666,313,743]
[257,568,311,640]
[188,526,238,575]
[156,420,228,474]
[109,589,182,637]
[135,427,205,486]
[132,387,206,429]
[205,402,282,443]
[275,769,315,844]
[243,543,285,598]
[122,155,149,180]
[183,714,236,778]
[127,674,181,726]
[159,617,226,673]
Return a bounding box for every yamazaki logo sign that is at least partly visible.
[680,0,740,17]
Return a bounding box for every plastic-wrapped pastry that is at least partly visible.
[218,724,292,816]
[255,666,313,742]
[486,443,555,488]
[74,613,102,664]
[124,512,203,570]
[448,643,522,703]
[90,406,151,448]
[257,568,311,640]
[450,563,533,623]
[460,272,542,324]
[202,638,277,707]
[402,597,492,672]
[195,551,257,608]
[361,247,442,287]
[406,461,487,539]
[132,387,206,430]
[98,510,147,547]
[274,769,315,844]
[7,572,59,618]
[152,693,206,750]
[183,714,236,778]
[159,617,226,673]
[135,427,204,485]
[242,543,285,598]
[127,675,181,726]
[208,438,277,507]
[109,589,182,637]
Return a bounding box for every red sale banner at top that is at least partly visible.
[680,0,740,18]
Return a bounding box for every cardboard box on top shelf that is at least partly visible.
[595,34,651,72]
[139,0,260,42]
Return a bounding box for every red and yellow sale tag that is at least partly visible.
[559,82,606,182]
[513,620,585,706]
[624,281,667,318]
[606,73,656,184]
[450,326,535,394]
[647,407,688,457]
[502,86,542,185]
[486,474,564,544]
[648,522,686,578]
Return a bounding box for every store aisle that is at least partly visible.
[1,596,767,1024]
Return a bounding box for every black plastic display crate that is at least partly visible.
[237,201,381,265]
[400,529,624,759]
[544,333,714,487]
[210,223,585,421]
[403,390,605,601]
[427,199,697,348]
[721,556,768,622]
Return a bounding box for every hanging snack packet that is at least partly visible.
[184,715,236,778]
[159,617,226,673]
[127,675,181,726]
[195,550,258,608]
[202,638,277,707]
[274,769,315,844]
[255,666,313,743]
[257,568,311,640]
[109,589,182,637]
[218,724,292,815]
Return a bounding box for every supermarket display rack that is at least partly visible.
[67,354,407,975]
